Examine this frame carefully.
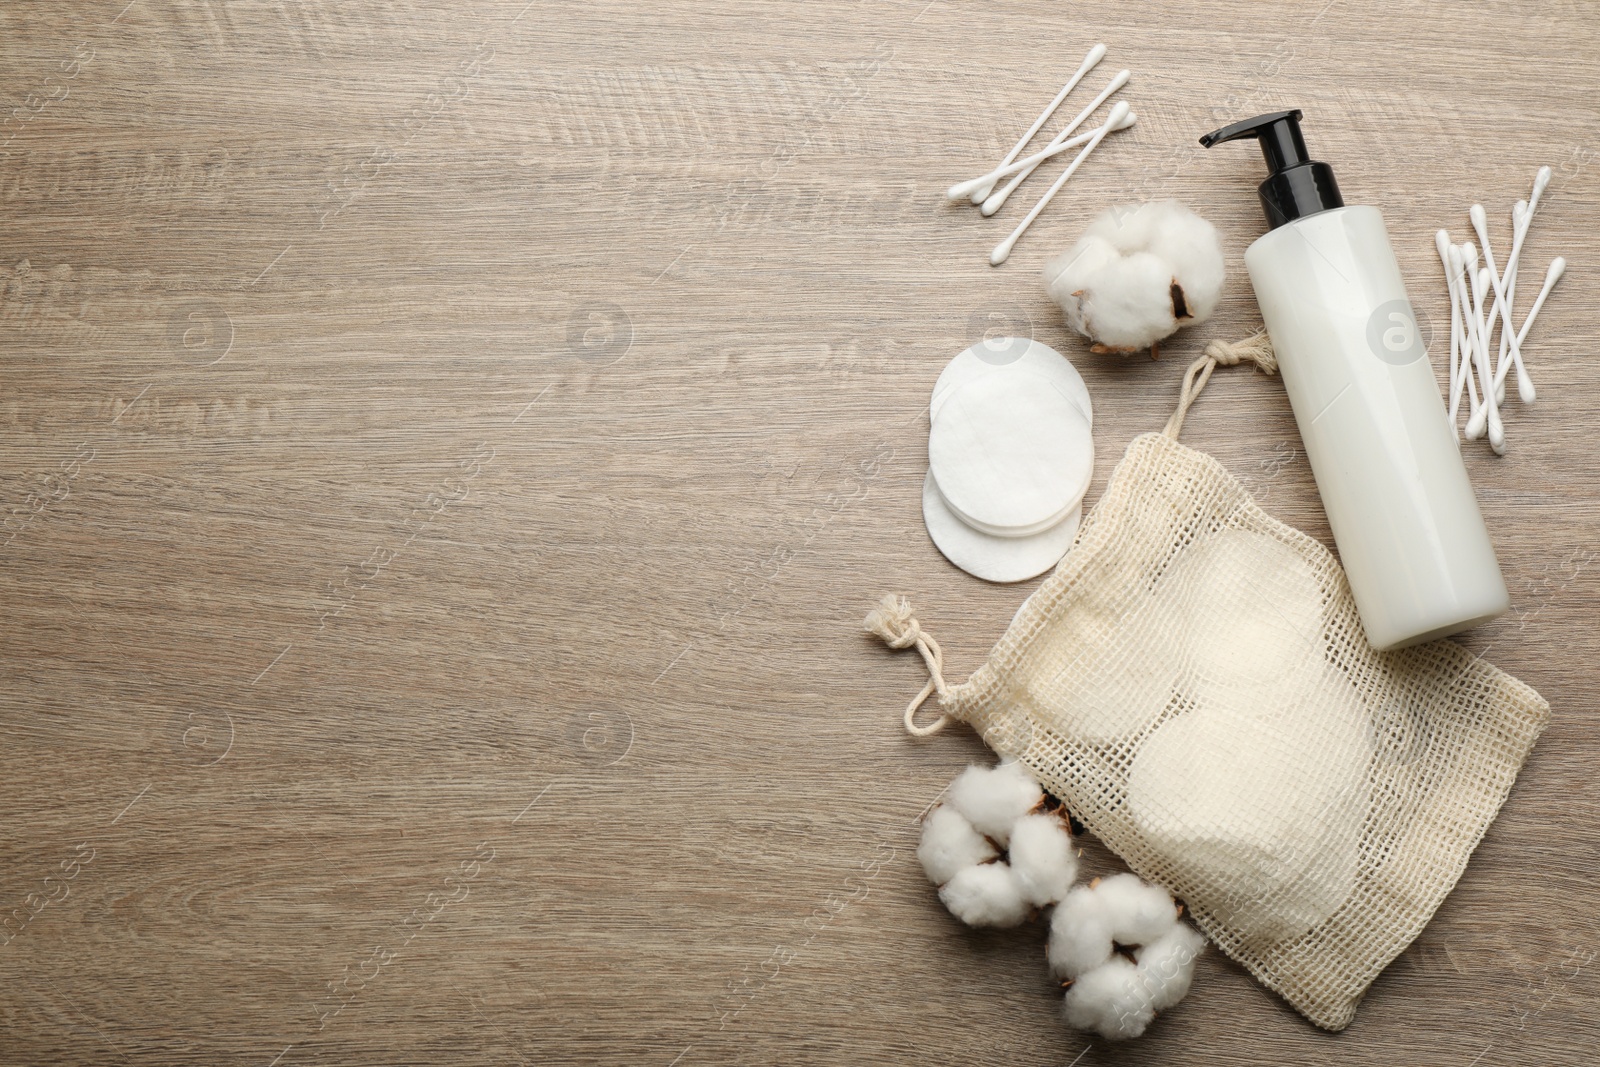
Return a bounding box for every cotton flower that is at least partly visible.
[945,760,1044,845]
[1047,873,1205,1040]
[939,862,1031,928]
[1043,200,1225,356]
[918,763,1203,1040]
[922,762,1075,927]
[1008,812,1078,907]
[918,805,999,886]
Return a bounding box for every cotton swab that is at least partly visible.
[1458,298,1484,435]
[1487,202,1525,406]
[989,100,1130,266]
[981,69,1130,217]
[1461,248,1493,441]
[1472,264,1505,453]
[1494,256,1564,395]
[1465,204,1516,409]
[1456,247,1487,426]
[1436,230,1463,435]
[1450,247,1484,436]
[1453,245,1484,439]
[1493,167,1551,397]
[1504,169,1554,304]
[968,44,1107,204]
[946,110,1138,201]
[1529,164,1553,215]
[1514,256,1565,347]
[1496,199,1529,375]
[1470,204,1524,404]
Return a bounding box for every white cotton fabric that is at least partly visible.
[1042,200,1225,352]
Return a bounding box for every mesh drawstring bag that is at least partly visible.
[870,334,1549,1030]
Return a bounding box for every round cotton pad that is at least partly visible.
[928,372,1094,535]
[922,471,1081,583]
[1176,527,1325,688]
[1125,681,1368,946]
[931,338,1093,426]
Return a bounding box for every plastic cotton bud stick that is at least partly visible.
[1470,204,1524,405]
[1462,257,1494,441]
[1497,198,1530,381]
[1437,231,1464,435]
[1530,164,1553,215]
[1452,244,1483,434]
[1449,244,1482,435]
[1494,256,1565,401]
[1515,256,1565,349]
[982,69,1130,216]
[947,111,1138,201]
[989,101,1129,266]
[1475,265,1503,441]
[968,43,1107,204]
[1473,265,1505,453]
[1499,166,1552,378]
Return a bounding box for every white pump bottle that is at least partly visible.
[1201,110,1509,650]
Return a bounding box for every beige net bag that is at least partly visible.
[871,335,1549,1030]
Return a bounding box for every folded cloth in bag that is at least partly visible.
[870,335,1549,1029]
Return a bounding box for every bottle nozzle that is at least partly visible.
[1200,109,1343,229]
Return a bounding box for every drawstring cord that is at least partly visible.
[1163,331,1277,440]
[863,594,952,736]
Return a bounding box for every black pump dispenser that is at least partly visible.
[1199,110,1343,230]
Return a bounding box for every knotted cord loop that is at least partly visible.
[863,594,952,736]
[1163,331,1278,440]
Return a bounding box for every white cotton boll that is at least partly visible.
[1043,200,1225,354]
[1007,812,1077,907]
[938,861,1030,928]
[1061,956,1156,1040]
[1047,884,1114,979]
[1135,923,1207,1012]
[1050,245,1176,353]
[917,805,999,886]
[1095,872,1180,945]
[944,761,1043,845]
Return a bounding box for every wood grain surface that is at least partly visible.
[2,1,1596,1063]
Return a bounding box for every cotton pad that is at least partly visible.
[1172,527,1325,689]
[1125,680,1369,946]
[922,472,1081,584]
[930,338,1093,426]
[928,372,1094,536]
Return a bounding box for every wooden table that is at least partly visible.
[2,1,1595,1063]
